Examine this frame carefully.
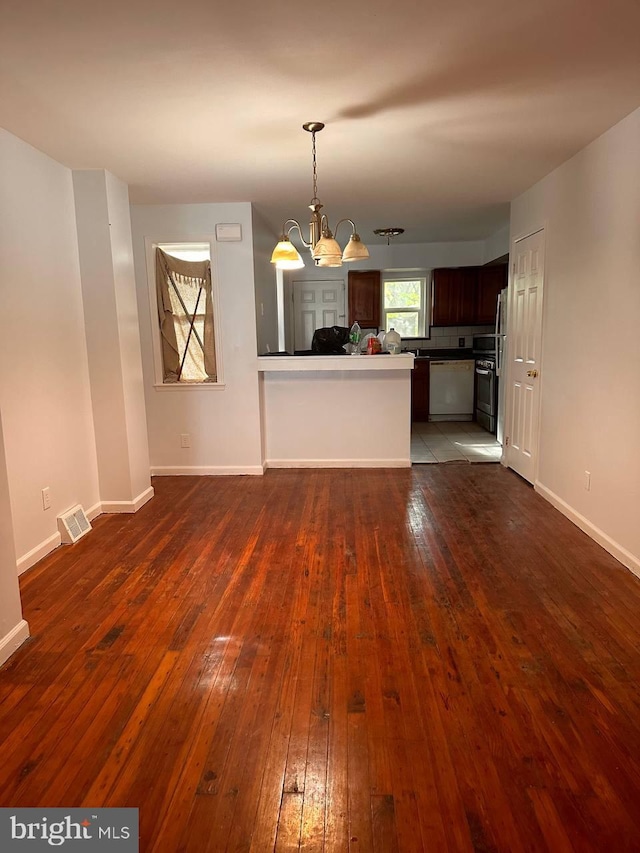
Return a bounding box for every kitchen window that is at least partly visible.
[383,277,427,337]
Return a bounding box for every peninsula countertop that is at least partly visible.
[257,353,415,372]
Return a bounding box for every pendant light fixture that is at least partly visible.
[373,227,405,245]
[270,122,370,270]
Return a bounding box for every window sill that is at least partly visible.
[153,382,226,391]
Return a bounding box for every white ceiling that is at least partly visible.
[2,0,640,244]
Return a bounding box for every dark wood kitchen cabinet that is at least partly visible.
[432,268,478,326]
[431,269,459,326]
[411,358,430,422]
[348,270,381,328]
[475,265,508,324]
[432,264,507,326]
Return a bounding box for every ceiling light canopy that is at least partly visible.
[373,227,405,245]
[270,122,370,270]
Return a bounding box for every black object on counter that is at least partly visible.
[311,325,350,354]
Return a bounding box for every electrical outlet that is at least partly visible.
[584,470,591,491]
[42,487,51,510]
[180,433,191,449]
[458,337,465,347]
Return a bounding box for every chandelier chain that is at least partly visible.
[311,131,318,202]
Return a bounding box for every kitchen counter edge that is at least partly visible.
[257,354,415,372]
[409,349,475,361]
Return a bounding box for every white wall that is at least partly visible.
[251,207,279,355]
[105,173,152,501]
[483,225,510,264]
[130,203,263,474]
[74,170,152,509]
[260,362,413,467]
[511,106,640,572]
[0,130,100,572]
[0,409,29,666]
[287,239,485,280]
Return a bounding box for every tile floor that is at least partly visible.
[411,421,502,464]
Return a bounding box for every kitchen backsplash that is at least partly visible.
[401,325,494,350]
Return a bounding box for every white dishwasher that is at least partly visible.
[429,360,475,421]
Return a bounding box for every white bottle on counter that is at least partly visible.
[385,328,401,354]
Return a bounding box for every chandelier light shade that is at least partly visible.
[316,255,343,268]
[270,239,304,269]
[342,233,370,262]
[270,123,370,269]
[312,233,342,262]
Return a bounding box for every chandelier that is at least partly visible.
[270,122,370,270]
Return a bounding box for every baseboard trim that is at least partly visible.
[535,481,640,579]
[150,466,264,476]
[16,532,61,576]
[0,619,30,668]
[101,486,155,514]
[15,490,154,573]
[265,458,412,469]
[85,501,102,521]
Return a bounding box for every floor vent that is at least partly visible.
[57,505,92,544]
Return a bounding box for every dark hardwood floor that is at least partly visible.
[1,466,640,851]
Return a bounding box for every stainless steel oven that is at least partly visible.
[475,356,497,433]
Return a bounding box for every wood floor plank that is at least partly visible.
[275,792,304,852]
[0,467,639,851]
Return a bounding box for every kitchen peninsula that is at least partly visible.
[257,354,415,468]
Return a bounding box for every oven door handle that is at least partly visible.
[475,368,492,376]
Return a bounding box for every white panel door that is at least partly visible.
[505,229,545,483]
[293,280,346,351]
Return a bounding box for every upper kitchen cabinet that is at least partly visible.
[432,265,507,326]
[432,268,478,326]
[475,265,508,325]
[348,270,381,328]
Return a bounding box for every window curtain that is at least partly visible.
[155,248,217,382]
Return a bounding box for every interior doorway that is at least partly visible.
[504,228,545,483]
[292,280,346,351]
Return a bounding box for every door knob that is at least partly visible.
[526,369,539,378]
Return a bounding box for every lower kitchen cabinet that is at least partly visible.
[411,359,430,421]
